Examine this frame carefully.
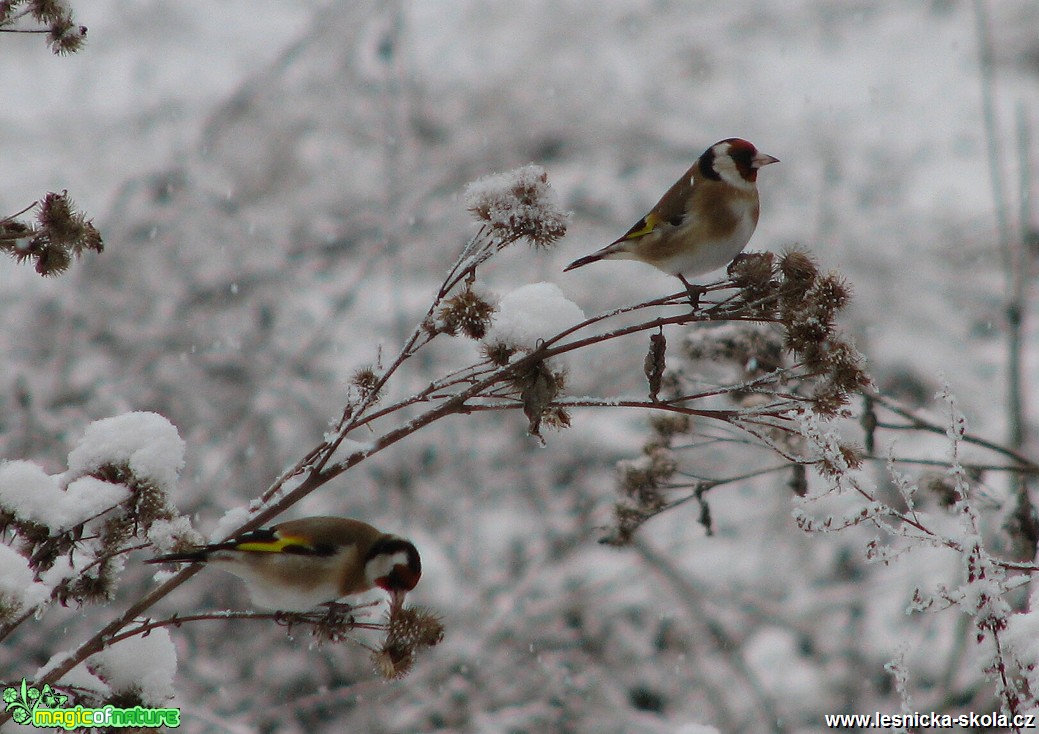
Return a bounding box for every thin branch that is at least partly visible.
[870,393,1039,470]
[973,0,1025,453]
[102,606,384,648]
[863,453,1037,475]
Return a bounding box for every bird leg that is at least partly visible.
[677,274,705,309]
[318,601,357,626]
[320,601,355,612]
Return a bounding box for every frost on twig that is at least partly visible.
[792,384,1039,722]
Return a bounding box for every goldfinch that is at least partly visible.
[564,138,778,303]
[147,516,421,612]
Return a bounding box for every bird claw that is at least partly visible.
[320,601,355,614]
[677,275,705,310]
[318,601,356,625]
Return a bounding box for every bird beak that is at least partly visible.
[752,152,779,169]
[389,588,408,612]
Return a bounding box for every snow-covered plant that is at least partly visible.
[0,165,573,718]
[0,412,190,624]
[0,412,195,706]
[598,249,869,544]
[12,163,1020,730]
[785,384,1039,728]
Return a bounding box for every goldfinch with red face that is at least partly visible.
[565,138,778,303]
[147,516,421,612]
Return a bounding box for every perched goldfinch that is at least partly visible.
[565,138,778,303]
[147,516,421,612]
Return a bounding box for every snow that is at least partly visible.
[0,460,129,532]
[0,544,50,616]
[463,163,570,245]
[210,506,252,544]
[1005,588,1039,671]
[0,461,63,527]
[484,282,585,351]
[38,629,178,708]
[64,477,133,521]
[146,516,202,555]
[0,411,183,531]
[675,726,720,734]
[37,651,110,698]
[90,627,177,706]
[66,412,185,492]
[323,437,375,468]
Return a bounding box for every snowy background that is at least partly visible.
[3,1,1039,732]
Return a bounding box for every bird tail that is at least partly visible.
[564,242,627,271]
[145,549,211,564]
[563,252,604,271]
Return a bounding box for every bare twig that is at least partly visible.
[973,0,1025,452]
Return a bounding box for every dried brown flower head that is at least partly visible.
[436,287,497,339]
[372,605,445,680]
[463,165,569,249]
[1,192,103,275]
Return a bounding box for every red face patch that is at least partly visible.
[724,138,759,182]
[376,563,421,593]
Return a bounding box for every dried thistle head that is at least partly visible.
[372,605,445,680]
[2,191,103,275]
[30,0,72,24]
[47,19,87,55]
[436,286,497,339]
[147,516,203,557]
[813,273,852,316]
[56,560,116,606]
[783,313,833,358]
[37,191,100,251]
[779,248,818,305]
[815,442,864,478]
[351,366,381,402]
[728,252,778,311]
[463,165,570,248]
[0,1,89,54]
[33,243,73,276]
[89,462,176,530]
[600,504,651,547]
[648,412,691,441]
[616,449,673,514]
[131,482,175,528]
[482,341,516,366]
[99,514,133,555]
[826,341,870,394]
[645,445,677,480]
[728,251,776,288]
